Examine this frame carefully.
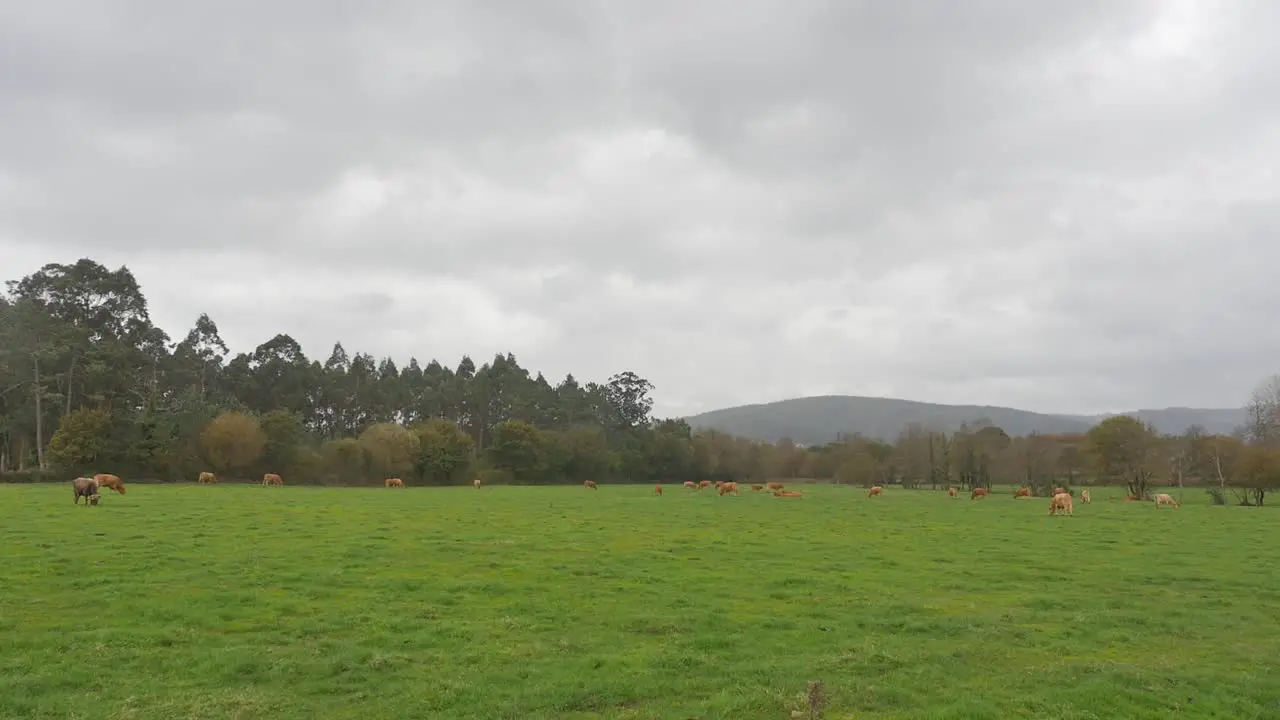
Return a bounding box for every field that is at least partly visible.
[2,483,1278,719]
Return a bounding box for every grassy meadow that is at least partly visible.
[2,482,1278,719]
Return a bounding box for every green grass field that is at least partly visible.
[2,483,1278,719]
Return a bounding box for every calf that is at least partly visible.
[1049,492,1073,516]
[774,490,803,498]
[584,480,597,490]
[752,484,764,492]
[654,485,663,495]
[867,486,883,497]
[718,482,739,496]
[198,471,217,484]
[263,473,283,486]
[1080,489,1091,504]
[971,487,990,500]
[699,481,712,490]
[684,481,696,490]
[94,473,125,494]
[73,477,100,505]
[948,487,958,497]
[1153,493,1180,509]
[767,482,785,491]
[385,478,404,488]
[1013,487,1031,498]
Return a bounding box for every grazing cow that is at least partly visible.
[1052,487,1074,497]
[654,485,663,495]
[752,484,764,492]
[774,490,803,498]
[948,487,958,497]
[263,473,283,486]
[198,471,217,484]
[385,478,404,488]
[1049,492,1074,516]
[699,481,712,489]
[971,487,990,500]
[684,481,696,490]
[73,477,100,505]
[1153,493,1180,509]
[1080,489,1091,504]
[718,482,739,496]
[584,480,597,490]
[715,481,724,488]
[868,486,883,497]
[767,482,785,491]
[1013,487,1031,498]
[93,473,125,494]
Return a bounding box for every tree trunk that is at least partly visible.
[18,434,27,471]
[33,355,45,470]
[64,353,77,417]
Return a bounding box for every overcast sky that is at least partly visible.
[2,1,1277,417]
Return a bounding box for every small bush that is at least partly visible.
[1205,488,1227,505]
[1,469,64,484]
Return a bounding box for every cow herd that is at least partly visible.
[70,473,126,506]
[68,471,1185,518]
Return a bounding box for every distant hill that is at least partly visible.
[682,395,1246,445]
[1055,408,1247,437]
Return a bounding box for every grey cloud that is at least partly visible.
[3,0,1279,417]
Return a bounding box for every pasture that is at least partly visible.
[2,483,1278,719]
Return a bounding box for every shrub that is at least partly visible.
[1,469,64,483]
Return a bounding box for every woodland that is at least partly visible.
[3,259,1280,504]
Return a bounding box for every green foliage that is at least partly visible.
[488,419,549,484]
[413,419,473,485]
[46,408,112,474]
[0,468,62,483]
[259,410,305,475]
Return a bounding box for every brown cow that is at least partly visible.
[1013,487,1031,498]
[654,485,663,495]
[767,482,785,491]
[1049,492,1073,516]
[752,484,764,492]
[93,473,125,494]
[1153,493,1180,509]
[971,487,990,500]
[198,471,217,484]
[584,480,597,490]
[699,481,712,489]
[684,481,696,490]
[774,490,803,498]
[474,478,482,490]
[263,473,283,486]
[948,487,958,497]
[73,477,100,505]
[1052,487,1074,497]
[868,486,883,497]
[385,478,404,488]
[718,482,739,496]
[1080,489,1091,504]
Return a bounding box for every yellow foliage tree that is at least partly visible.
[200,411,266,476]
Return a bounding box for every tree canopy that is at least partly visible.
[3,257,1279,503]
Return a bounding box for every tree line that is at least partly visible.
[3,258,1279,503]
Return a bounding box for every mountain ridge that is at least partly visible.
[682,395,1246,445]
